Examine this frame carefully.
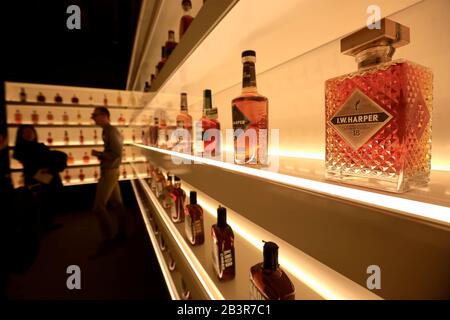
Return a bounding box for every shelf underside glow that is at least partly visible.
[133,144,450,227]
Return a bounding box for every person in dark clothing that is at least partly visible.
[13,125,64,231]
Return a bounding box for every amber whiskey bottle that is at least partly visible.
[162,175,174,209]
[184,191,204,246]
[169,176,186,223]
[211,206,235,281]
[19,88,27,102]
[179,0,194,39]
[37,92,46,103]
[250,241,295,300]
[325,19,433,193]
[165,30,178,57]
[175,93,193,153]
[54,93,63,104]
[232,50,268,166]
[156,46,168,75]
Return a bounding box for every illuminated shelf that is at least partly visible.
[6,101,143,110]
[62,175,145,187]
[131,164,380,300]
[7,123,142,128]
[10,159,147,172]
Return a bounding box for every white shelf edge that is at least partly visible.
[131,179,181,300]
[131,144,450,227]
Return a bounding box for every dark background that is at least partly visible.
[1,0,142,89]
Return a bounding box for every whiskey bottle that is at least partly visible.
[325,18,433,193]
[118,114,125,125]
[78,169,85,182]
[67,152,74,165]
[64,170,71,183]
[184,191,204,246]
[250,241,295,300]
[64,130,69,145]
[19,88,27,102]
[62,111,69,125]
[103,95,108,106]
[122,166,127,179]
[155,169,166,197]
[117,92,122,106]
[14,110,22,124]
[165,30,178,57]
[179,0,194,39]
[169,176,186,223]
[198,89,221,157]
[158,118,168,149]
[232,50,268,166]
[31,110,39,125]
[71,95,79,104]
[46,111,54,124]
[77,111,82,125]
[175,92,193,153]
[211,206,235,281]
[93,129,98,144]
[54,93,63,104]
[94,168,99,180]
[47,132,53,145]
[88,95,94,105]
[156,46,168,75]
[132,129,136,143]
[162,174,174,208]
[150,117,159,147]
[150,74,156,87]
[37,92,46,103]
[79,130,84,145]
[143,81,151,92]
[83,152,90,164]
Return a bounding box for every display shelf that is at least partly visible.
[131,163,380,300]
[130,144,450,299]
[10,159,147,172]
[62,175,146,187]
[7,123,141,128]
[133,144,450,227]
[5,101,143,110]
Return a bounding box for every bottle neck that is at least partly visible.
[355,45,395,70]
[242,60,257,93]
[181,95,188,112]
[203,95,212,113]
[182,5,192,14]
[168,32,175,42]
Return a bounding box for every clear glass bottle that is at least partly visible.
[179,0,194,39]
[250,241,295,300]
[211,206,235,281]
[184,191,204,246]
[175,92,193,153]
[165,30,178,57]
[325,18,433,193]
[197,89,221,157]
[169,176,186,223]
[232,50,269,166]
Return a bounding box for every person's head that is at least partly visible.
[91,107,110,127]
[16,125,38,144]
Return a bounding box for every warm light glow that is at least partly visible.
[131,180,180,300]
[179,181,380,300]
[133,168,225,300]
[133,144,450,226]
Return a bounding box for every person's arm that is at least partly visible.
[96,128,122,161]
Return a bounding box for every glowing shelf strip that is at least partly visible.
[177,180,380,300]
[132,144,450,227]
[132,166,225,300]
[131,179,180,300]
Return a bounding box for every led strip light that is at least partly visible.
[131,179,181,300]
[132,144,450,226]
[131,165,225,300]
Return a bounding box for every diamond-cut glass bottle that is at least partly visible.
[325,19,433,193]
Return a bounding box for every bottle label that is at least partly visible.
[212,236,222,278]
[249,278,267,300]
[232,105,251,132]
[185,209,193,243]
[243,62,256,88]
[329,89,393,150]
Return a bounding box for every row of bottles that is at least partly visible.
[46,130,100,145]
[146,18,432,193]
[14,110,128,125]
[145,166,295,299]
[18,89,128,106]
[62,165,132,184]
[143,0,196,92]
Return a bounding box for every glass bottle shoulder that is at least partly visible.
[232,91,268,104]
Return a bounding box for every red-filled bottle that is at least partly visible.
[79,169,85,182]
[71,95,79,104]
[63,130,69,145]
[150,117,159,147]
[67,152,74,165]
[82,152,90,164]
[179,0,194,39]
[79,130,84,145]
[93,168,99,180]
[156,46,168,75]
[211,206,235,281]
[165,30,178,57]
[62,111,69,124]
[169,176,186,223]
[47,132,53,145]
[14,110,22,124]
[64,170,71,183]
[175,93,193,154]
[162,174,174,208]
[77,111,82,125]
[54,93,63,104]
[118,114,125,125]
[132,129,136,143]
[250,241,295,300]
[93,130,98,144]
[184,191,204,246]
[46,111,54,124]
[31,110,39,124]
[122,166,127,179]
[37,92,46,103]
[103,95,108,106]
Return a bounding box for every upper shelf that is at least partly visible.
[6,101,143,110]
[7,123,142,128]
[132,144,450,228]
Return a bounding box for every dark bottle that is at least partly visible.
[37,92,46,103]
[19,88,27,102]
[184,191,204,246]
[162,175,174,208]
[198,89,221,157]
[54,93,63,104]
[179,0,194,39]
[144,81,151,92]
[156,46,168,75]
[71,95,79,104]
[150,117,159,146]
[169,176,186,223]
[250,241,295,300]
[211,206,235,281]
[150,74,156,86]
[165,30,178,57]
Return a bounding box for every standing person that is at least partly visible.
[90,107,126,258]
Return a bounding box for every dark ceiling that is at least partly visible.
[1,0,142,90]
